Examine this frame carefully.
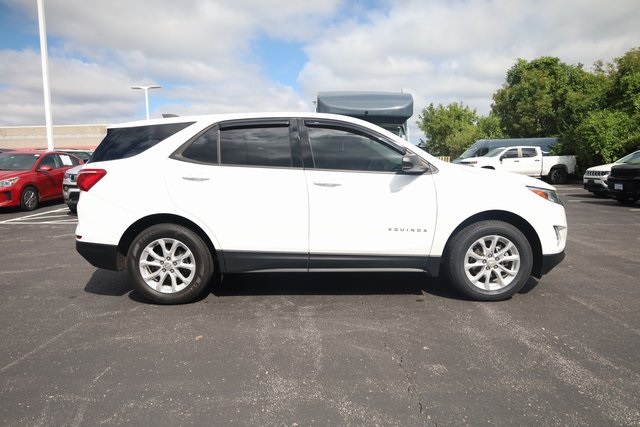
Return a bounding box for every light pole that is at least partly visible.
[131,85,161,120]
[37,0,54,151]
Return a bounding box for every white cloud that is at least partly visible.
[0,0,638,146]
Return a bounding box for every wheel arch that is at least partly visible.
[116,213,223,273]
[440,210,544,278]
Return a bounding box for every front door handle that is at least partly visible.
[314,182,341,188]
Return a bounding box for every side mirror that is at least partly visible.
[38,165,53,172]
[402,153,429,174]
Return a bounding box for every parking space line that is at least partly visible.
[0,208,77,225]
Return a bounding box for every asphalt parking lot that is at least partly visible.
[1,184,639,426]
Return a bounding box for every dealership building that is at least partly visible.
[0,125,106,150]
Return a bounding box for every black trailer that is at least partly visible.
[316,91,413,140]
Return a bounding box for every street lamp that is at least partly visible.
[131,85,161,120]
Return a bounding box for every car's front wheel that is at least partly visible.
[20,186,39,211]
[127,224,214,304]
[445,220,533,301]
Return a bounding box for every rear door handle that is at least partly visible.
[314,182,341,188]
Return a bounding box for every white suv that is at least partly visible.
[75,113,567,304]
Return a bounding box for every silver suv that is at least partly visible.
[62,164,83,213]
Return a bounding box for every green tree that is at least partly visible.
[573,110,636,166]
[417,102,477,157]
[491,57,606,143]
[570,48,640,167]
[417,102,504,158]
[608,47,640,115]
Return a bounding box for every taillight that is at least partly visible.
[77,169,107,191]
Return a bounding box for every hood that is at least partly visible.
[0,169,31,180]
[585,163,614,173]
[445,160,554,190]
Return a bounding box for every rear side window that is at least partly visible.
[181,127,219,164]
[92,122,194,162]
[220,125,292,167]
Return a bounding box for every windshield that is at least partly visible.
[0,153,40,170]
[616,150,640,165]
[484,147,506,157]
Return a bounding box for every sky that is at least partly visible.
[0,0,639,144]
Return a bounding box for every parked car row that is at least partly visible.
[0,150,83,210]
[583,150,640,205]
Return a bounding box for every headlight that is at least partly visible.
[527,186,562,205]
[0,177,19,188]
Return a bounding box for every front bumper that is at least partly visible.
[583,178,607,192]
[538,251,566,276]
[0,189,18,208]
[608,178,640,199]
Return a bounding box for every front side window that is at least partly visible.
[220,125,292,167]
[306,126,403,172]
[503,149,518,159]
[39,154,59,169]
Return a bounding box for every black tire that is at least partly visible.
[20,186,39,211]
[548,167,568,185]
[445,220,533,301]
[127,224,214,304]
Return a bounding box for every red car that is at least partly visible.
[0,150,83,211]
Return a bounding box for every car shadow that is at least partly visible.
[84,269,133,297]
[84,270,539,303]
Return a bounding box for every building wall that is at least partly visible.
[0,125,107,150]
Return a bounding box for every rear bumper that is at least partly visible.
[76,240,125,271]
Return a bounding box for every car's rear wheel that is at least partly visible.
[548,167,568,184]
[445,220,533,301]
[20,186,39,211]
[127,224,214,304]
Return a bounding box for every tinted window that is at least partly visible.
[92,122,194,162]
[307,126,403,172]
[220,125,292,167]
[39,154,59,168]
[521,148,537,158]
[503,149,518,159]
[181,127,219,164]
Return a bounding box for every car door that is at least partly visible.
[517,147,541,175]
[35,154,61,199]
[164,119,310,271]
[302,119,437,269]
[498,148,521,173]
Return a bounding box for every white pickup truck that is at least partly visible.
[458,146,577,184]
